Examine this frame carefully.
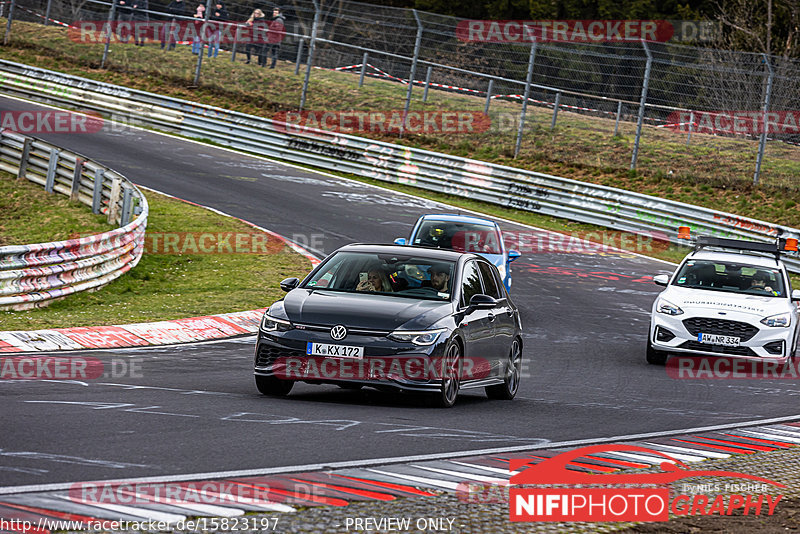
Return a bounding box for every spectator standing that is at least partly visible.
[208,1,229,58]
[243,8,266,65]
[265,6,285,69]
[130,0,149,46]
[191,3,205,55]
[161,0,186,50]
[115,0,133,42]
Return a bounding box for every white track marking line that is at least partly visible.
[364,469,460,491]
[51,494,185,523]
[639,442,729,459]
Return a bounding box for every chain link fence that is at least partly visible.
[4,0,800,187]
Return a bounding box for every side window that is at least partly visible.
[460,261,483,308]
[477,261,501,299]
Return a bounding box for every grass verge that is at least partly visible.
[1,21,800,229]
[0,171,312,330]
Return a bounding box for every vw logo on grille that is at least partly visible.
[330,325,348,341]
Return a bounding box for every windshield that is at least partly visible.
[413,220,502,254]
[672,259,786,297]
[305,252,455,301]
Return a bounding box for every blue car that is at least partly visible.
[394,214,521,291]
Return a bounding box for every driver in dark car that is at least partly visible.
[430,263,451,292]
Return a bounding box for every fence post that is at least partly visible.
[400,9,422,137]
[754,54,773,185]
[630,41,652,170]
[299,0,320,111]
[71,158,84,201]
[484,79,494,114]
[686,110,694,146]
[514,42,537,159]
[92,168,104,214]
[3,0,16,46]
[100,0,117,68]
[120,185,133,227]
[550,91,561,130]
[422,65,432,102]
[357,51,368,87]
[107,178,122,223]
[192,0,214,86]
[613,101,623,136]
[45,149,59,193]
[17,137,32,180]
[294,38,303,75]
[230,23,241,62]
[44,0,52,25]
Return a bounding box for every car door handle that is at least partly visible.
[506,308,514,316]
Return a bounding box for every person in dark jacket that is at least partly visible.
[208,1,228,58]
[161,0,186,50]
[265,6,285,68]
[130,0,149,46]
[114,0,133,42]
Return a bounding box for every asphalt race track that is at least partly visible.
[3,96,800,489]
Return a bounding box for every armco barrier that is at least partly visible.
[0,129,148,310]
[1,58,798,272]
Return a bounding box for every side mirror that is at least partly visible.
[280,277,299,292]
[508,250,521,263]
[394,238,407,246]
[792,289,800,302]
[468,293,497,311]
[653,274,670,287]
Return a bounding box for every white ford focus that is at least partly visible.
[648,236,800,365]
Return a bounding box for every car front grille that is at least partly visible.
[679,341,757,357]
[255,344,305,367]
[682,318,759,341]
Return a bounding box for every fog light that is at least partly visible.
[656,327,675,342]
[763,341,784,355]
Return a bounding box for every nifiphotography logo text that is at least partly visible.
[508,444,784,522]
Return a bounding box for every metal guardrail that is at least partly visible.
[1,57,798,275]
[0,127,148,310]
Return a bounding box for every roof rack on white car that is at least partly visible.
[676,225,799,262]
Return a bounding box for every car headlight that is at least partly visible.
[761,313,791,328]
[388,328,446,346]
[656,298,684,316]
[261,313,293,332]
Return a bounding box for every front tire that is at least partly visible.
[646,341,668,365]
[255,374,294,396]
[434,341,462,408]
[486,338,522,400]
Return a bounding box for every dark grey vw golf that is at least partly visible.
[254,244,524,407]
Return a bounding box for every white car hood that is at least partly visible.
[662,287,786,318]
